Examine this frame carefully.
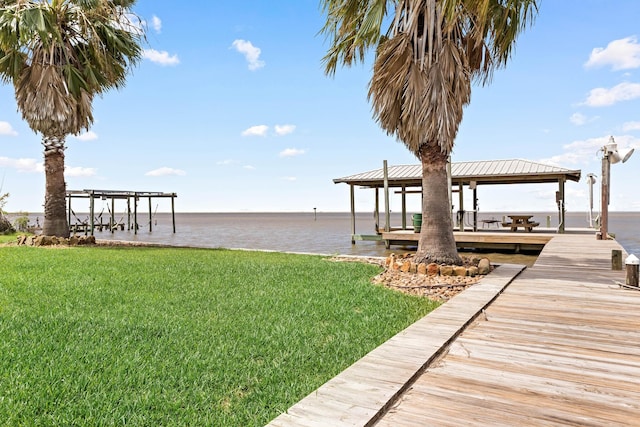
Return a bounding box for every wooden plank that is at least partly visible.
[414,364,640,417]
[375,234,640,426]
[382,230,553,245]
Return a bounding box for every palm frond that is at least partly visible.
[0,0,144,137]
[365,0,537,155]
[320,0,389,75]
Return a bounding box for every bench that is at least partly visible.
[481,219,500,228]
[502,221,539,232]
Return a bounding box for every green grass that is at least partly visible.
[0,246,438,426]
[0,232,20,244]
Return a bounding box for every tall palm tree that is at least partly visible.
[0,0,143,237]
[321,0,537,264]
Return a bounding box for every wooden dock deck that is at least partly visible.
[383,229,556,252]
[267,234,639,426]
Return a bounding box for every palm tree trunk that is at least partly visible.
[415,145,462,265]
[42,137,69,238]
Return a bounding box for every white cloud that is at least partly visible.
[143,49,180,66]
[151,15,162,33]
[569,113,598,126]
[145,167,186,177]
[540,136,609,166]
[216,159,236,165]
[0,121,18,136]
[585,36,640,70]
[582,82,640,107]
[275,124,296,136]
[123,13,145,36]
[0,154,98,177]
[569,113,587,126]
[0,156,42,173]
[282,176,297,182]
[73,131,98,141]
[244,165,256,170]
[540,152,588,167]
[540,135,640,166]
[279,148,305,158]
[242,125,269,137]
[231,39,265,71]
[65,166,97,177]
[623,121,640,132]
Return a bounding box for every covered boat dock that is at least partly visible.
[66,189,177,235]
[333,159,582,247]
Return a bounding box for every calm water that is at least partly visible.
[27,211,638,258]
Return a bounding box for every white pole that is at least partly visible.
[587,173,595,228]
[383,160,390,233]
[598,154,609,240]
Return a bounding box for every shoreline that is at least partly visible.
[5,211,638,258]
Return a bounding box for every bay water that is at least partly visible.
[45,211,639,259]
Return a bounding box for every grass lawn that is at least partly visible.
[0,244,439,426]
[0,233,20,244]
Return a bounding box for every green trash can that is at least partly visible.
[412,213,422,233]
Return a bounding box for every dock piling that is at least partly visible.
[627,254,639,287]
[612,249,623,270]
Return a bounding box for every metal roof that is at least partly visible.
[333,159,581,187]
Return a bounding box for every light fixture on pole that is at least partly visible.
[598,136,635,240]
[586,173,596,228]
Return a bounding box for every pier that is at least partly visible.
[333,159,582,243]
[267,233,639,426]
[383,229,555,253]
[66,189,177,236]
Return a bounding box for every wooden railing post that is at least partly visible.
[612,250,623,270]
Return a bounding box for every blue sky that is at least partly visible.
[1,0,640,215]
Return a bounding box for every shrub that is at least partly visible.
[12,212,30,232]
[0,213,13,234]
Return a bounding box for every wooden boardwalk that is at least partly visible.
[383,230,554,252]
[267,234,639,426]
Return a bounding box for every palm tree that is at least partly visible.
[0,0,144,237]
[321,0,538,264]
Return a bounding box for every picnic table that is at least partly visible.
[502,215,540,232]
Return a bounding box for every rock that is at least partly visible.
[34,235,53,246]
[400,261,411,272]
[417,263,428,275]
[78,235,95,245]
[13,234,97,247]
[365,252,491,302]
[478,258,491,275]
[454,266,467,276]
[386,254,396,267]
[427,263,439,276]
[440,265,454,276]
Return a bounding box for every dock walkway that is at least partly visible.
[267,234,639,426]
